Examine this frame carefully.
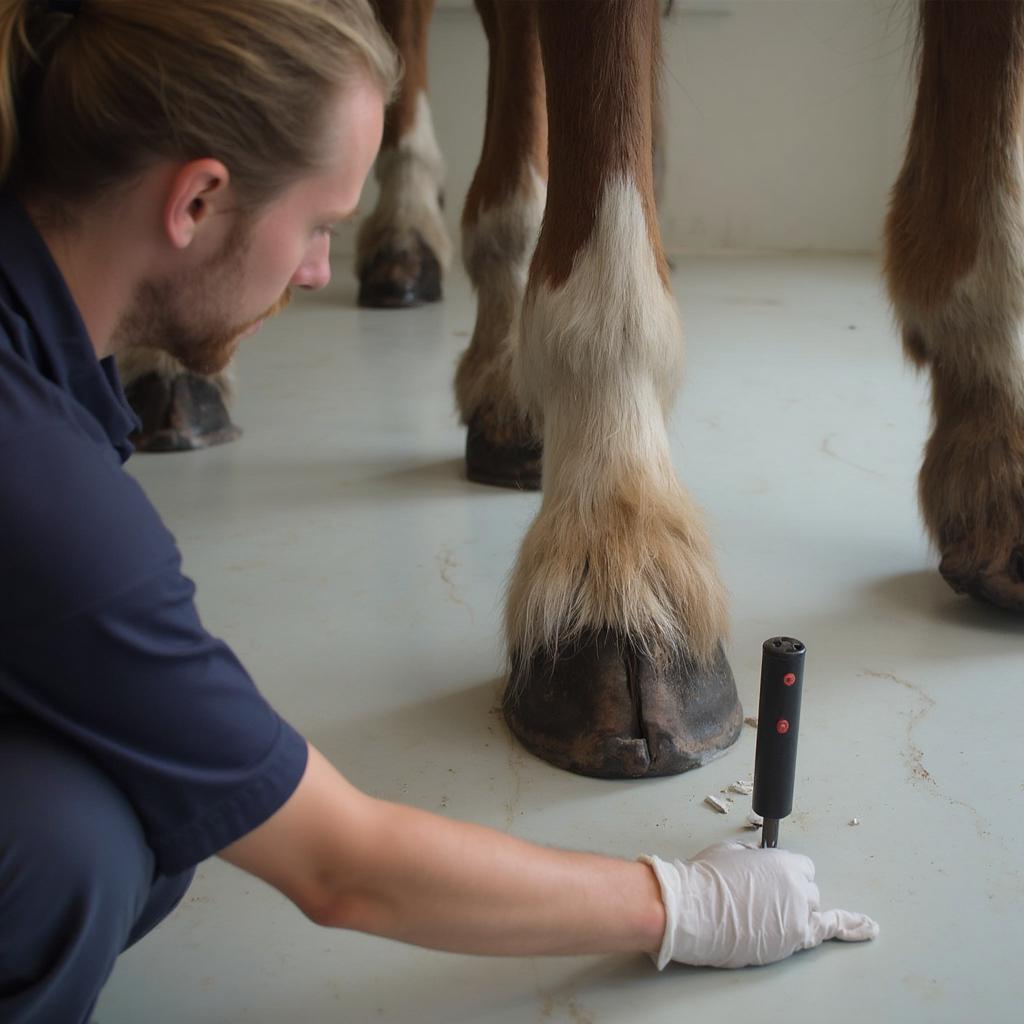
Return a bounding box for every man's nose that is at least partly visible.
[291,234,332,291]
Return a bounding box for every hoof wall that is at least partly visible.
[939,544,1024,612]
[504,631,742,779]
[358,233,442,309]
[465,417,542,491]
[125,372,241,453]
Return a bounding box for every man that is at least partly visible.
[0,2,877,1021]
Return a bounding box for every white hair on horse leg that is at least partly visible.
[455,166,546,437]
[356,90,452,272]
[506,175,727,668]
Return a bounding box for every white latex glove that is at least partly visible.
[641,841,878,969]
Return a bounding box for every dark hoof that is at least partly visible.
[465,417,542,490]
[125,372,241,453]
[358,232,442,308]
[504,631,742,779]
[939,545,1024,612]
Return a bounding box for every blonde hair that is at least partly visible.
[0,0,399,211]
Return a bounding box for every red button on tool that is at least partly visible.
[776,719,790,734]
[783,673,796,686]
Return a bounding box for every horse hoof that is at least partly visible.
[465,416,542,490]
[503,630,742,779]
[358,232,442,308]
[125,372,241,453]
[939,543,1024,612]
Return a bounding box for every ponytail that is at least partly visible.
[0,1,31,185]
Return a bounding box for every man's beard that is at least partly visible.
[114,217,292,376]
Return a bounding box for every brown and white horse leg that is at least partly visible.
[503,2,741,778]
[358,0,450,308]
[117,349,240,453]
[886,1,1024,610]
[456,0,546,488]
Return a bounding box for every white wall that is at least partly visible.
[660,0,917,253]
[342,0,919,260]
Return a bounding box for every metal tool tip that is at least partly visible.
[761,818,780,848]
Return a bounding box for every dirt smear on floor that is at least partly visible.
[437,545,474,623]
[859,668,997,845]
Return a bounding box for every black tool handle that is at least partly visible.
[752,637,805,823]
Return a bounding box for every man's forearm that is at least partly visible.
[222,744,665,959]
[325,793,666,958]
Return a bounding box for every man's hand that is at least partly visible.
[642,841,879,969]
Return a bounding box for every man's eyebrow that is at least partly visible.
[325,208,360,225]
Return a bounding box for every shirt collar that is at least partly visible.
[0,190,138,461]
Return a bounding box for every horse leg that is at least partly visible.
[358,0,450,308]
[885,1,1024,610]
[457,0,546,488]
[503,1,741,778]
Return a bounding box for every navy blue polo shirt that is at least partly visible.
[0,192,308,874]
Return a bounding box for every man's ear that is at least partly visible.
[163,159,232,250]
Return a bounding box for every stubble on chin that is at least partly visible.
[113,278,242,376]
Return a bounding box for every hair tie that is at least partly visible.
[47,0,83,14]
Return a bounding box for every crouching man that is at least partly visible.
[0,2,877,1021]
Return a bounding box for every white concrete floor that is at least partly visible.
[97,255,1023,1023]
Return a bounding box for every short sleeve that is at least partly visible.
[0,424,308,873]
